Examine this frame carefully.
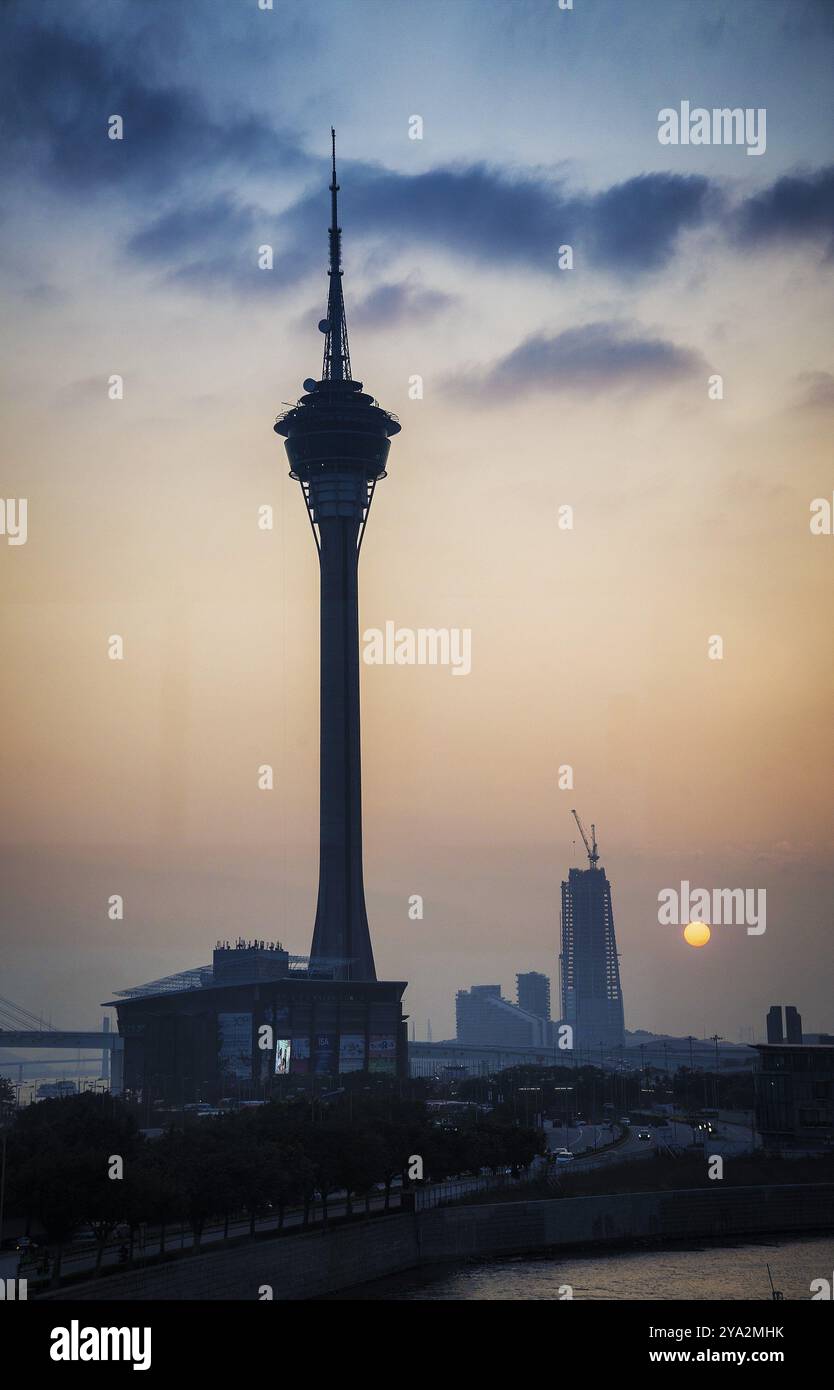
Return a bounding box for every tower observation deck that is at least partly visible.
[275,131,401,982]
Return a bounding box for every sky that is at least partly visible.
[1,0,833,1046]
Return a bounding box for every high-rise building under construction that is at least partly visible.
[559,812,625,1052]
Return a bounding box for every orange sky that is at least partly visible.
[1,0,833,1043]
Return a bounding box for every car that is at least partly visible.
[636,1129,652,1141]
[555,1151,575,1164]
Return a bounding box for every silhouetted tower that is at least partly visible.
[275,131,401,981]
[517,971,551,1021]
[560,814,624,1051]
[785,1005,803,1044]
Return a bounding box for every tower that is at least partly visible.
[785,1005,803,1044]
[275,132,401,981]
[516,971,551,1021]
[559,816,624,1052]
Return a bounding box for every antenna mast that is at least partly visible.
[322,126,351,382]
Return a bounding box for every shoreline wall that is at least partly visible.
[38,1183,834,1302]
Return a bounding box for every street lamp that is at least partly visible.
[552,1086,574,1145]
[710,1034,723,1111]
[0,1128,7,1252]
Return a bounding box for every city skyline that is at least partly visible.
[2,0,833,1045]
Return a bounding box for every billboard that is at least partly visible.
[369,1033,396,1074]
[290,1035,310,1076]
[339,1034,365,1073]
[218,1012,253,1081]
[261,1007,290,1082]
[314,1032,337,1075]
[274,1038,292,1076]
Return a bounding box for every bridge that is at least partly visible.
[0,1031,117,1050]
[0,996,122,1091]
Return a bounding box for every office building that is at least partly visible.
[559,814,625,1051]
[456,985,551,1049]
[753,1042,834,1152]
[516,972,551,1021]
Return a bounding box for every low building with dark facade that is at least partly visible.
[110,943,407,1105]
[752,1042,834,1152]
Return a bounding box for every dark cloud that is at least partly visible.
[127,196,258,262]
[587,173,712,272]
[279,163,711,278]
[1,17,309,193]
[126,192,322,296]
[733,167,834,256]
[4,7,833,301]
[0,14,712,286]
[449,321,704,401]
[351,280,455,329]
[121,161,713,296]
[780,0,834,40]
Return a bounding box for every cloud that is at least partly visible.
[119,160,714,298]
[794,370,834,410]
[585,173,712,272]
[5,8,833,299]
[280,163,712,278]
[733,166,834,256]
[448,320,705,401]
[351,279,455,329]
[1,16,310,194]
[127,196,259,262]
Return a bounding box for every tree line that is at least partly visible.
[2,1089,543,1284]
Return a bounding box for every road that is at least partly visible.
[543,1113,756,1171]
[17,1188,405,1286]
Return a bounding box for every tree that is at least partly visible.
[307,1127,346,1228]
[261,1141,312,1231]
[75,1150,128,1276]
[0,1076,15,1120]
[30,1149,87,1286]
[336,1129,387,1217]
[137,1146,182,1257]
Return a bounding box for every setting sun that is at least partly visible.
[684,921,711,948]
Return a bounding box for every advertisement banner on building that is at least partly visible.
[260,1007,291,1082]
[314,1033,337,1075]
[338,1034,365,1073]
[290,1035,310,1075]
[218,1012,253,1082]
[274,1038,292,1075]
[369,1033,396,1074]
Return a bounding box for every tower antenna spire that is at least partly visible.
[323,126,351,382]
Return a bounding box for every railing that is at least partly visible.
[414,1170,531,1211]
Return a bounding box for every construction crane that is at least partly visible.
[571,809,599,869]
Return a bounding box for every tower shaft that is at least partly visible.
[310,496,373,977]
